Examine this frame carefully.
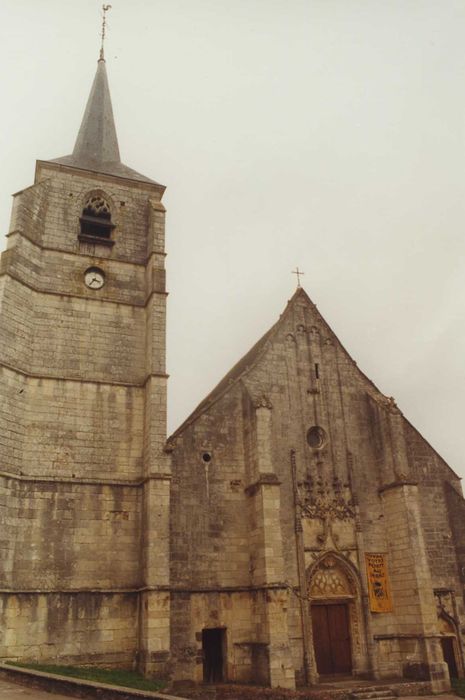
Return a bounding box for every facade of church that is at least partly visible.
[1,57,465,692]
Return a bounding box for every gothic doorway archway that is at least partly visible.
[438,615,461,680]
[308,554,367,677]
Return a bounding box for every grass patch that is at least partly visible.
[452,678,465,697]
[9,662,166,692]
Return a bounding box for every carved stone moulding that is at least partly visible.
[252,395,273,410]
[308,554,355,599]
[299,475,355,522]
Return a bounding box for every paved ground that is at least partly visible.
[0,677,76,699]
[0,677,461,700]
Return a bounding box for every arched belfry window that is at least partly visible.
[79,193,115,246]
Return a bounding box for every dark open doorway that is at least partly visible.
[441,637,459,679]
[202,627,226,683]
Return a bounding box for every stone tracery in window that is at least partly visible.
[83,195,111,220]
[79,192,115,244]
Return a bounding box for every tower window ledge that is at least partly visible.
[78,233,115,247]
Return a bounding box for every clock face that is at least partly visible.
[84,267,105,290]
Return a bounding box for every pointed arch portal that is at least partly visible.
[438,614,462,679]
[308,554,367,677]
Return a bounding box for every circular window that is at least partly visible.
[306,426,326,449]
[202,452,212,463]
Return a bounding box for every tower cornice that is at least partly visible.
[35,160,165,195]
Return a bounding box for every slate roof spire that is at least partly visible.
[71,57,121,167]
[49,58,160,185]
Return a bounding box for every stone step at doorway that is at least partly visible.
[350,688,398,699]
[351,692,398,700]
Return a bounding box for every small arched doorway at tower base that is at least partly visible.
[307,553,369,678]
[438,614,463,680]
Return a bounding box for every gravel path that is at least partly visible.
[0,676,80,699]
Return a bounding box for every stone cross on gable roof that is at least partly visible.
[292,267,305,287]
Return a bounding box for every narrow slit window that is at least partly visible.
[315,363,319,379]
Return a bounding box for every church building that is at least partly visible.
[1,51,465,693]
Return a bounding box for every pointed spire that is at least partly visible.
[49,59,160,185]
[48,6,161,186]
[72,58,120,166]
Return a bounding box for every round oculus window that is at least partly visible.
[306,426,326,449]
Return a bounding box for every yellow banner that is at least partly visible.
[365,553,393,613]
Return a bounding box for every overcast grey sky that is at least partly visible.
[0,0,464,477]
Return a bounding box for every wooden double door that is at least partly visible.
[311,603,352,675]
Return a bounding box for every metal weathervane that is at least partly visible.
[100,4,112,60]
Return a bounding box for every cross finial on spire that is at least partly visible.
[292,267,305,288]
[99,4,112,61]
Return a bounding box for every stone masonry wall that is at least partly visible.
[169,289,465,685]
[0,477,141,590]
[0,366,26,476]
[0,159,168,668]
[30,294,146,383]
[406,423,463,588]
[0,592,138,667]
[20,380,144,481]
[32,163,158,264]
[0,275,34,371]
[170,591,255,684]
[445,483,465,595]
[170,386,250,590]
[239,295,392,673]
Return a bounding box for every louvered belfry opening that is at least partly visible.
[79,194,115,244]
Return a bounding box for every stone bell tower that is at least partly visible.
[0,53,171,676]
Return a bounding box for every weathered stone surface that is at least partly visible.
[169,289,464,690]
[1,54,464,693]
[0,149,169,673]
